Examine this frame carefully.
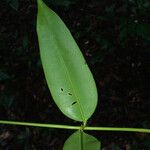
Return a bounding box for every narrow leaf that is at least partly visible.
[63,131,101,150]
[0,70,10,81]
[136,23,150,41]
[37,0,98,122]
[7,0,19,10]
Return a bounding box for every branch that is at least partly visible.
[0,120,150,133]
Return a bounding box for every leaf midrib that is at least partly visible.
[38,2,86,122]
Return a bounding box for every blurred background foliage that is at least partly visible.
[0,0,150,149]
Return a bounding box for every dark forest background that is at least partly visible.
[0,0,150,149]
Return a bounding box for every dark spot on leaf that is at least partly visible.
[72,101,77,105]
[68,93,72,95]
[61,88,63,91]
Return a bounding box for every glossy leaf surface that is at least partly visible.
[63,131,101,150]
[37,0,98,122]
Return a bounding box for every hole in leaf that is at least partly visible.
[72,101,77,105]
[68,93,72,95]
[61,88,63,91]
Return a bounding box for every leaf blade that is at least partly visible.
[37,0,98,122]
[63,131,101,150]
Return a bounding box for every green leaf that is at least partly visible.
[7,0,19,10]
[0,70,10,81]
[111,143,121,150]
[22,34,29,50]
[37,0,98,122]
[3,95,14,108]
[136,23,150,40]
[63,131,101,150]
